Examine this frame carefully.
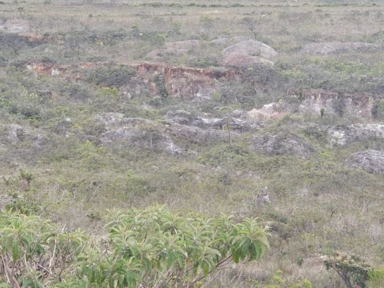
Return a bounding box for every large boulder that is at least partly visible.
[222,39,278,68]
[210,36,254,47]
[249,132,313,156]
[301,42,378,55]
[345,150,384,174]
[222,52,274,68]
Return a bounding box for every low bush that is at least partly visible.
[86,65,136,88]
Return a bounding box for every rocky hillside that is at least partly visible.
[1,0,384,287]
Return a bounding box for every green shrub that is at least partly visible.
[231,3,245,7]
[5,198,40,215]
[0,207,269,287]
[9,102,41,119]
[86,65,136,88]
[58,83,92,101]
[198,144,255,169]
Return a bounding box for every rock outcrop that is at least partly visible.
[249,132,313,156]
[96,111,243,153]
[345,150,384,174]
[133,62,242,100]
[165,110,258,132]
[247,102,287,122]
[24,60,381,119]
[0,124,47,148]
[100,127,183,155]
[163,66,240,100]
[287,89,378,118]
[95,114,152,130]
[222,39,278,68]
[164,121,239,145]
[27,61,242,100]
[0,124,51,165]
[328,124,384,146]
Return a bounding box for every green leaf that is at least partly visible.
[232,249,240,263]
[12,241,20,262]
[253,242,263,259]
[201,260,210,276]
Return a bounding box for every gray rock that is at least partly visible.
[165,110,195,125]
[95,114,153,129]
[210,36,253,47]
[222,39,278,60]
[328,124,384,146]
[0,124,50,165]
[249,132,313,156]
[164,121,238,144]
[99,128,138,145]
[100,127,183,155]
[345,150,384,174]
[0,124,48,148]
[165,110,258,132]
[222,39,278,68]
[297,91,375,118]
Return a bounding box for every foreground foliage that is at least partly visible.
[0,206,269,287]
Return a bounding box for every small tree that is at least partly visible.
[65,30,85,60]
[241,17,258,39]
[324,251,371,288]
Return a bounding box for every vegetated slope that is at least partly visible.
[1,0,384,286]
